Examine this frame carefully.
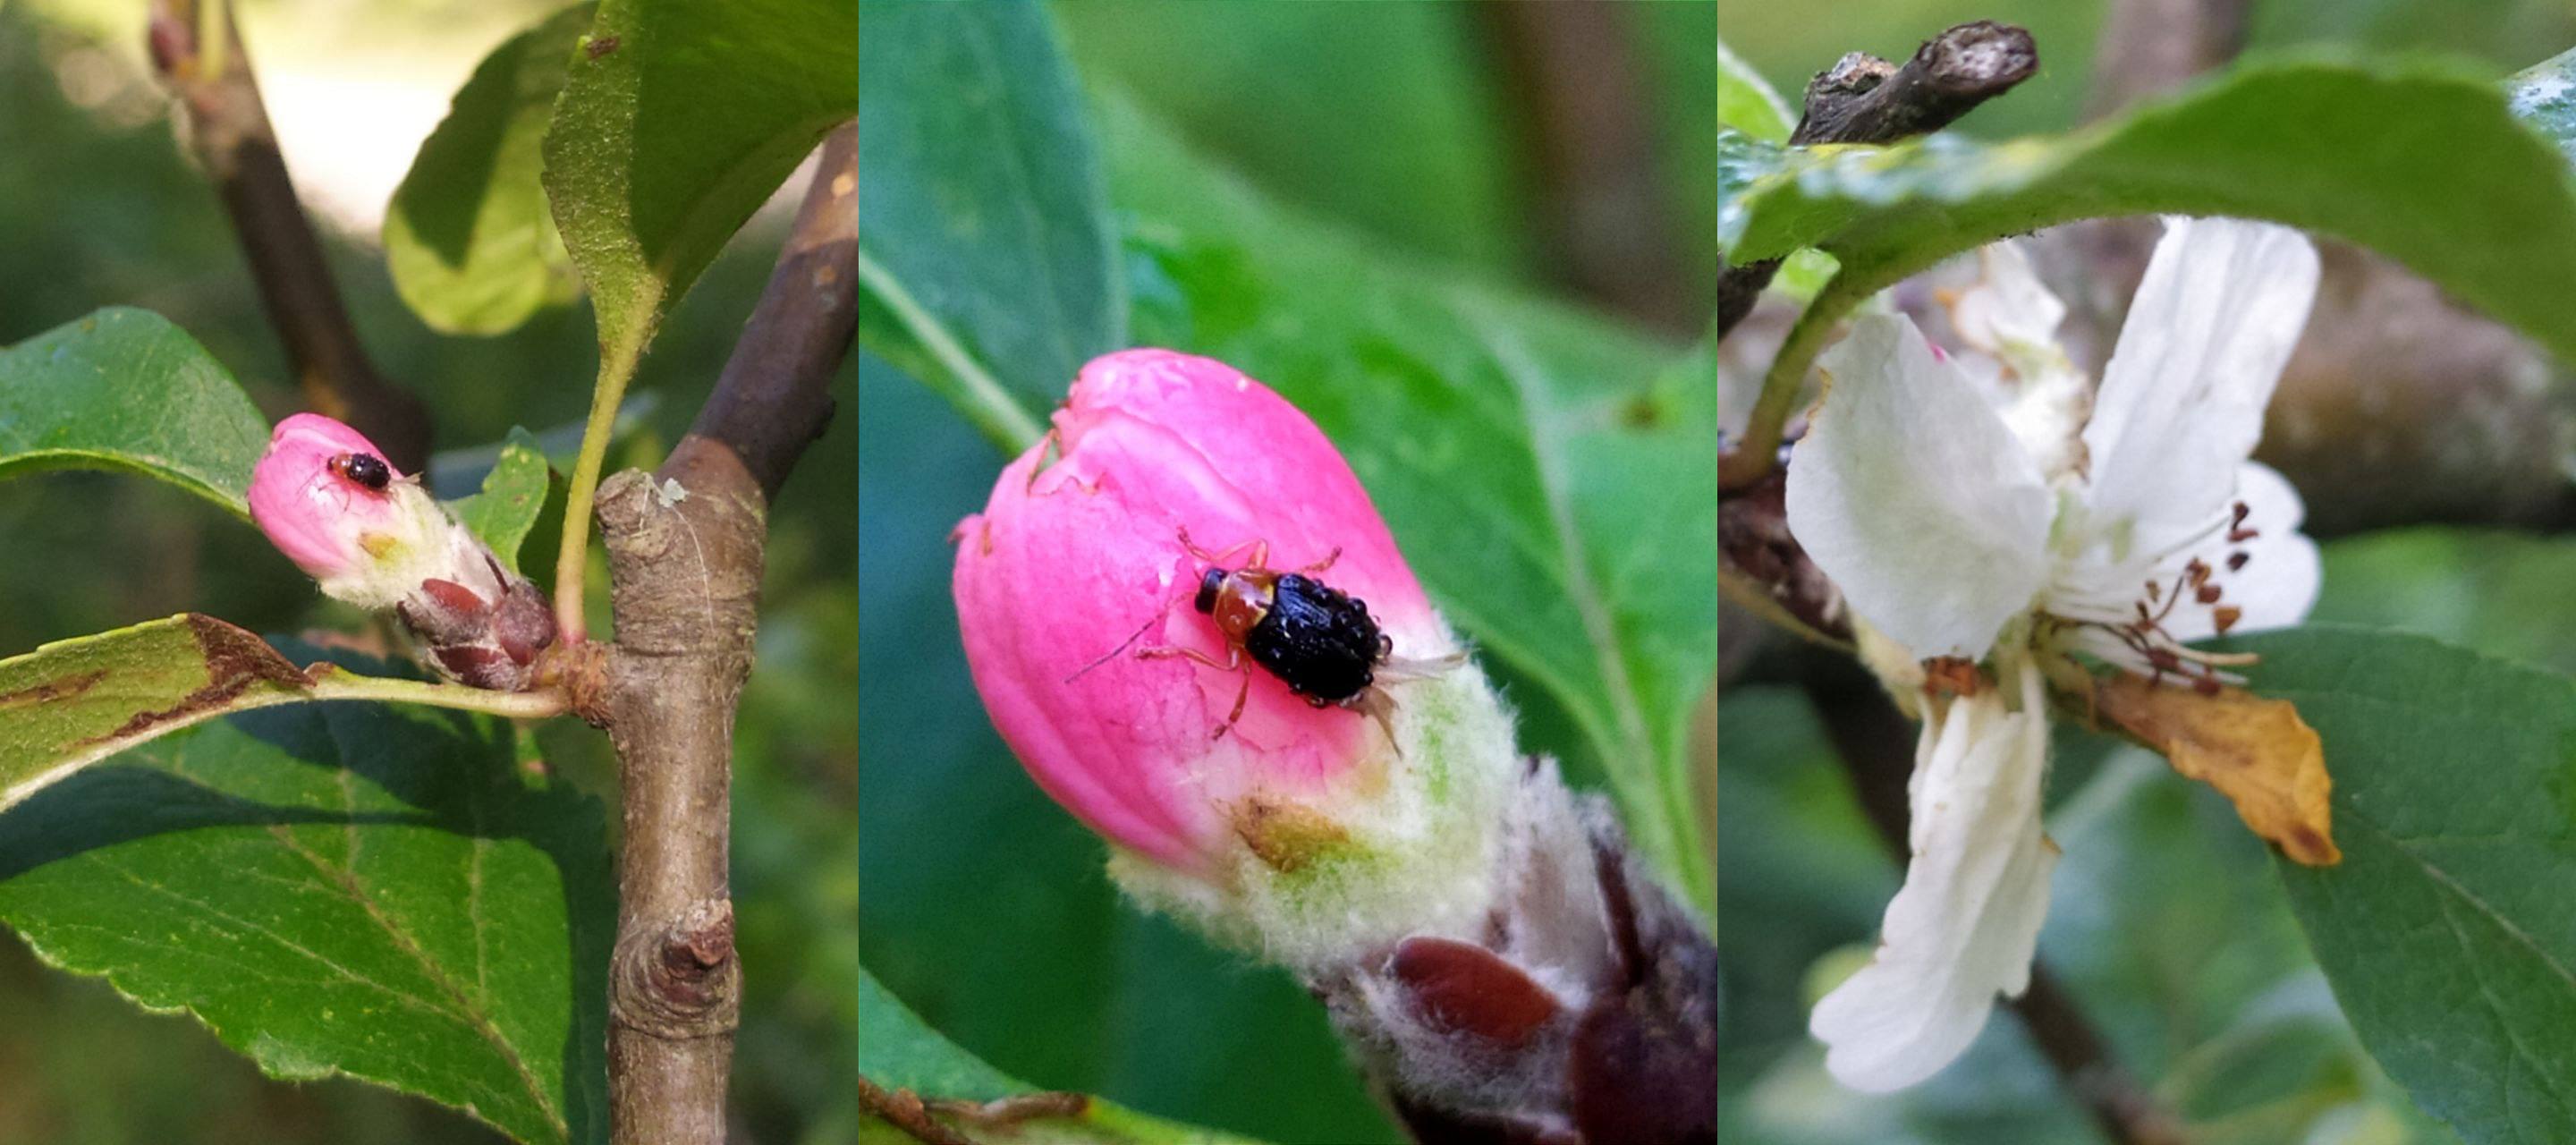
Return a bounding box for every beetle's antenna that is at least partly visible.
[1064,613,1163,684]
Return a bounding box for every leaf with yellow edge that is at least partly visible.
[2095,673,2340,866]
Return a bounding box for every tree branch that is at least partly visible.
[146,0,432,472]
[1798,654,2183,1145]
[593,123,854,1143]
[1716,21,2038,344]
[1471,0,1699,335]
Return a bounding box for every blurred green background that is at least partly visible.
[1723,2,2576,1141]
[859,3,1710,1142]
[0,0,855,1141]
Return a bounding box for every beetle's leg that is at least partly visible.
[1296,547,1343,575]
[1137,643,1255,740]
[1375,650,1469,683]
[1358,689,1402,758]
[1143,639,1251,737]
[1214,662,1253,741]
[1177,527,1270,573]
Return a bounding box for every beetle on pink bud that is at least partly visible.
[953,349,1519,967]
[950,352,1717,1141]
[247,412,555,691]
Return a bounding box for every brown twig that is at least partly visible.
[146,0,432,472]
[856,1075,981,1145]
[926,1091,1091,1126]
[1716,21,2038,344]
[1716,459,1848,648]
[1798,654,2183,1145]
[593,123,854,1142]
[1471,1,1699,335]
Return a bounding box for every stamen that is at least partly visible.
[2046,495,2275,691]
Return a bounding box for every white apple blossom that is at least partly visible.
[1785,216,2325,1091]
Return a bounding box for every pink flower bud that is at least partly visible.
[250,412,409,585]
[248,412,555,690]
[953,350,1462,883]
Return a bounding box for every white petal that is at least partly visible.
[1949,240,2067,372]
[1785,315,2055,659]
[2084,216,2319,553]
[1811,666,2057,1091]
[2164,462,2320,640]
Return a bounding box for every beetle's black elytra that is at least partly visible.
[333,452,392,491]
[1140,527,1452,744]
[1240,572,1388,705]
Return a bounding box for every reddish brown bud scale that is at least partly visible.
[1390,937,1562,1049]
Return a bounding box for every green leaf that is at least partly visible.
[543,0,855,365]
[2235,627,2576,1143]
[1718,38,1792,144]
[385,4,593,336]
[0,308,267,519]
[860,966,1269,1145]
[1105,95,1716,916]
[856,0,1121,451]
[0,643,613,1145]
[1724,58,2576,369]
[450,427,559,577]
[1,615,569,818]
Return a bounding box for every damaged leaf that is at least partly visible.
[2095,671,2340,866]
[0,642,613,1145]
[1,615,319,816]
[1,615,543,817]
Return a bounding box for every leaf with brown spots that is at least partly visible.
[2096,672,2341,866]
[0,615,321,816]
[0,636,614,1145]
[3,615,556,818]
